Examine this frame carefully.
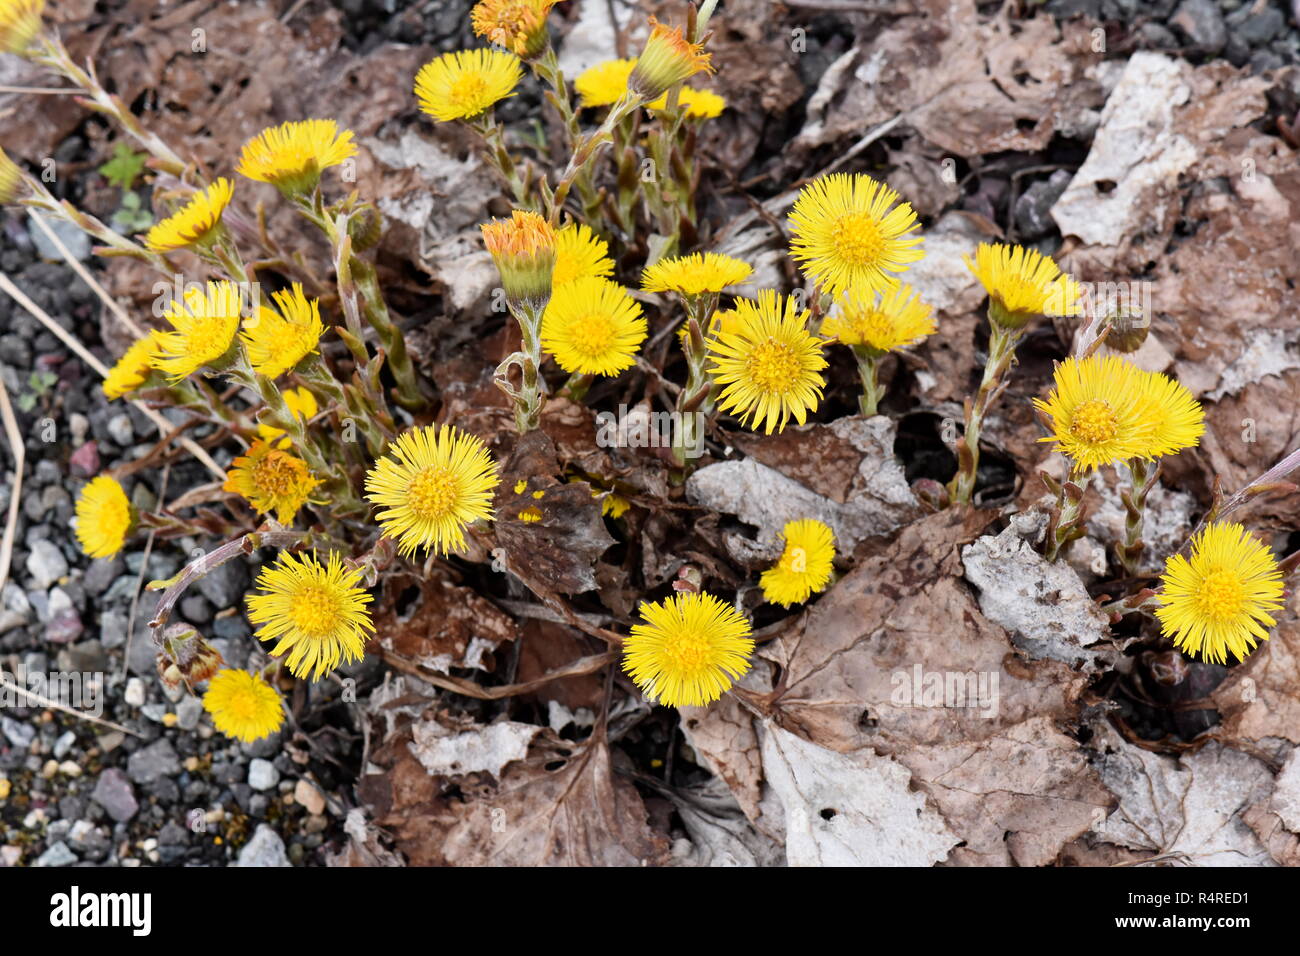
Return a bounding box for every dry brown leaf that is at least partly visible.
[1211,592,1300,747]
[371,571,518,675]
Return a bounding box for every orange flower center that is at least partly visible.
[832,211,885,266]
[252,452,302,499]
[1069,399,1119,444]
[745,338,800,394]
[407,465,458,520]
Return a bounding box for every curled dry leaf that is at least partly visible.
[371,571,518,675]
[1211,593,1300,747]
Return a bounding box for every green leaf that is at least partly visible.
[99,143,148,191]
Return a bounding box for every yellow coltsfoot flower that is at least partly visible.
[1034,354,1160,473]
[481,209,557,309]
[575,58,636,108]
[1156,521,1285,665]
[142,178,233,253]
[788,173,924,299]
[964,242,1081,329]
[236,119,356,197]
[102,331,164,400]
[414,49,523,123]
[247,550,374,681]
[540,277,647,377]
[241,282,325,379]
[256,385,318,446]
[707,290,827,434]
[553,222,614,286]
[822,283,936,355]
[1136,368,1205,459]
[623,591,754,708]
[641,251,752,298]
[223,440,322,525]
[627,17,712,101]
[74,475,132,559]
[470,0,556,59]
[646,86,726,120]
[0,0,44,56]
[364,424,501,557]
[202,669,284,744]
[760,519,836,608]
[151,281,243,381]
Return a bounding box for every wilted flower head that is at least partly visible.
[143,178,233,253]
[623,592,754,708]
[102,331,164,400]
[222,440,322,525]
[541,277,647,377]
[481,209,557,310]
[414,49,523,123]
[151,280,243,381]
[470,0,556,59]
[788,173,924,299]
[0,0,43,56]
[822,283,936,355]
[964,242,1081,329]
[641,252,752,299]
[707,290,827,435]
[553,222,614,286]
[575,58,636,108]
[760,519,836,608]
[241,282,324,379]
[247,550,374,681]
[236,119,356,197]
[74,475,132,559]
[627,17,712,101]
[1156,521,1284,665]
[364,424,500,557]
[203,669,284,743]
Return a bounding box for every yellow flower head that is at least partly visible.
[143,178,233,253]
[1137,369,1205,459]
[236,119,357,197]
[575,58,636,108]
[241,283,324,379]
[541,277,647,377]
[257,386,319,446]
[414,49,523,123]
[151,281,243,381]
[470,0,556,59]
[628,17,713,101]
[553,221,614,286]
[760,519,836,608]
[707,290,827,435]
[822,283,936,355]
[788,173,924,298]
[641,251,752,298]
[364,424,501,557]
[1156,522,1284,665]
[0,147,27,204]
[102,331,164,400]
[247,550,374,681]
[481,209,557,307]
[202,669,284,744]
[646,86,726,120]
[964,242,1081,329]
[623,592,754,708]
[0,0,43,56]
[74,475,132,559]
[222,440,322,525]
[1034,355,1161,473]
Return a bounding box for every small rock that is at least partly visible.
[197,560,249,611]
[233,824,292,867]
[177,695,203,731]
[126,738,180,785]
[28,212,91,261]
[124,677,146,707]
[91,768,139,822]
[248,758,280,792]
[68,440,100,478]
[33,841,78,868]
[106,413,135,447]
[25,539,68,589]
[0,846,20,867]
[1,716,35,749]
[83,556,124,596]
[294,778,326,816]
[1171,0,1227,52]
[1231,4,1284,45]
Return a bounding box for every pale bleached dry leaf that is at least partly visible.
[687,416,918,562]
[760,723,959,867]
[962,512,1114,671]
[1093,725,1276,866]
[666,777,783,868]
[325,808,406,868]
[409,717,543,780]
